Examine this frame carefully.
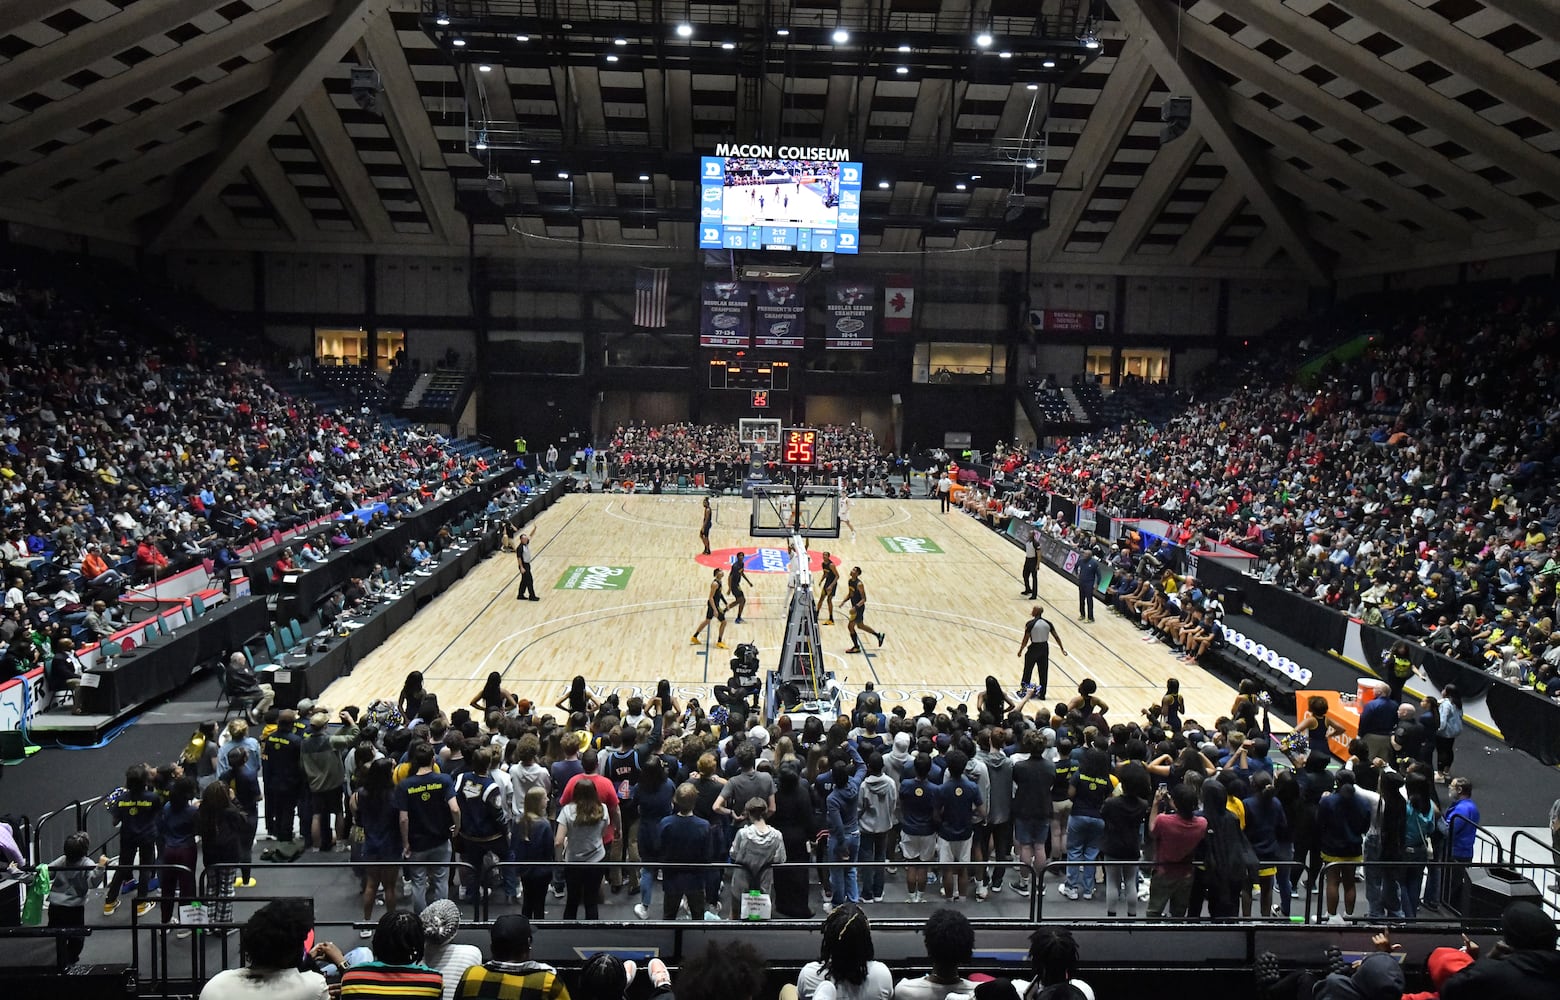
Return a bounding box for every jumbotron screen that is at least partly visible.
[698,154,862,254]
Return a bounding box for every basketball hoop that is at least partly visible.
[752,431,768,452]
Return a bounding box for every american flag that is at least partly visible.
[634,266,669,328]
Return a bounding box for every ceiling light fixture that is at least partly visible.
[878,180,890,189]
[1080,21,1101,49]
[776,28,790,37]
[976,32,993,47]
[451,37,466,46]
[530,158,540,164]
[956,183,967,191]
[639,174,650,181]
[1042,58,1056,68]
[435,13,449,26]
[676,23,693,37]
[1027,83,1039,91]
[606,54,619,62]
[721,41,736,50]
[478,64,491,72]
[1025,159,1038,169]
[558,171,570,179]
[474,131,488,151]
[515,34,529,41]
[898,43,911,53]
[613,37,627,46]
[999,50,1012,59]
[832,27,849,44]
[895,65,909,74]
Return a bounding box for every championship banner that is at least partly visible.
[754,282,806,349]
[884,274,914,333]
[825,282,874,350]
[700,281,751,349]
[1029,308,1108,333]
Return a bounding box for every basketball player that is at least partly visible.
[699,497,713,556]
[844,566,886,653]
[690,567,730,649]
[728,551,752,624]
[816,553,839,624]
[838,492,856,541]
[1016,605,1067,698]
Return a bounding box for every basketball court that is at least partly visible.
[318,489,1246,728]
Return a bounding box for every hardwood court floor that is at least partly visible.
[319,494,1245,727]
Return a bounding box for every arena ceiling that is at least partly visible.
[0,0,1557,283]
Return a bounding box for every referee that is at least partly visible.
[1020,527,1039,598]
[1016,605,1066,698]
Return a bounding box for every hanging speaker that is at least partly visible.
[1160,96,1192,144]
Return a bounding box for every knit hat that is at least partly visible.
[1502,901,1558,950]
[420,899,462,946]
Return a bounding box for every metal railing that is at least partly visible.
[1307,860,1556,926]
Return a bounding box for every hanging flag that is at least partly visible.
[634,267,669,328]
[883,274,914,333]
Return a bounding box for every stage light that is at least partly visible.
[976,32,993,47]
[832,26,849,44]
[676,23,693,37]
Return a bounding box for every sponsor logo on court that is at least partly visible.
[556,565,634,590]
[695,547,837,574]
[878,535,943,554]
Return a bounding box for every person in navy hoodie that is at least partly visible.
[899,753,939,903]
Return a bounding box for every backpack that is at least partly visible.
[363,699,404,733]
[457,773,504,839]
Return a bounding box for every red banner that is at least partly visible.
[1030,309,1108,333]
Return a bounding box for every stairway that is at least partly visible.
[1061,387,1090,422]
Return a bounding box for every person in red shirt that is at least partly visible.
[1147,783,1208,918]
[135,535,170,577]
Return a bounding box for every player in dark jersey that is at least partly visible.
[817,554,840,624]
[699,497,713,555]
[728,552,752,624]
[844,566,886,653]
[690,568,730,649]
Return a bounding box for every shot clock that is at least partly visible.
[781,427,819,467]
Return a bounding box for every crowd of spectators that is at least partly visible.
[599,422,900,495]
[992,285,1560,681]
[0,261,496,685]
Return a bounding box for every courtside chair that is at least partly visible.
[289,618,304,643]
[191,594,207,616]
[264,633,282,661]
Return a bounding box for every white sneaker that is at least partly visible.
[634,903,649,920]
[909,890,922,903]
[975,881,989,901]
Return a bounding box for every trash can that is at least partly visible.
[1460,865,1543,919]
